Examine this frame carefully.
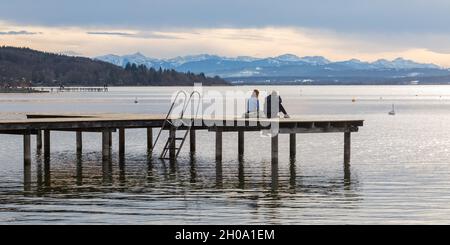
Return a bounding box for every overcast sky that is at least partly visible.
[1,0,450,66]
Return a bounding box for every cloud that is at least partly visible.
[86,31,134,36]
[2,24,450,67]
[0,30,40,35]
[1,0,450,34]
[134,32,182,40]
[87,30,182,40]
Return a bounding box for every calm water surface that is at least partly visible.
[1,85,450,224]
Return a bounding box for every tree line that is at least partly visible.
[0,46,228,87]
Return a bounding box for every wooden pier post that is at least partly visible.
[102,130,111,162]
[344,132,351,166]
[36,155,43,188]
[271,134,279,191]
[215,129,223,162]
[36,130,42,151]
[271,134,279,164]
[43,130,51,186]
[102,130,112,184]
[169,127,176,160]
[76,131,82,154]
[147,128,153,153]
[190,128,196,154]
[119,128,125,162]
[289,158,296,189]
[23,134,31,189]
[76,151,83,186]
[43,130,50,161]
[119,128,126,181]
[238,158,245,189]
[289,133,296,160]
[238,131,244,159]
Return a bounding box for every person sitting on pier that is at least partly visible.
[264,91,290,118]
[245,89,260,118]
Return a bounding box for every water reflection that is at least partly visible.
[289,159,296,191]
[169,159,177,178]
[215,160,223,189]
[147,156,155,183]
[118,158,126,186]
[271,161,278,193]
[36,151,43,188]
[76,152,83,186]
[238,158,245,189]
[189,154,197,183]
[102,157,113,185]
[27,154,357,193]
[18,150,360,225]
[344,163,351,188]
[44,157,51,187]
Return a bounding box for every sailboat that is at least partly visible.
[388,104,396,115]
[134,97,139,104]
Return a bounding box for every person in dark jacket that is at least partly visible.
[264,91,290,118]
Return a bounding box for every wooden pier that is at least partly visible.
[0,113,363,189]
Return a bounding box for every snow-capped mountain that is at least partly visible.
[95,53,443,78]
[167,54,222,66]
[96,52,166,68]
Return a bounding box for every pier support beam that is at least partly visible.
[271,134,279,164]
[43,130,50,161]
[289,133,296,160]
[76,151,83,186]
[119,128,126,183]
[102,130,112,184]
[147,128,153,154]
[190,128,196,154]
[43,130,51,186]
[271,134,279,190]
[23,134,31,189]
[169,127,176,160]
[119,128,125,162]
[216,129,223,162]
[76,131,82,154]
[238,131,244,159]
[344,132,351,166]
[36,130,42,151]
[102,130,112,162]
[109,131,112,148]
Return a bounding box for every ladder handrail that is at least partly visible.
[153,90,188,148]
[173,91,202,158]
[179,90,202,125]
[159,91,203,159]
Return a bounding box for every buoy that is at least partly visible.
[388,104,396,115]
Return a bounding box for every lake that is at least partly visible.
[1,85,450,224]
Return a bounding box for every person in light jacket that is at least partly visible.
[246,89,260,118]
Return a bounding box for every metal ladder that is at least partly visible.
[153,90,202,160]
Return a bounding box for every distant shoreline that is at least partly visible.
[2,83,450,94]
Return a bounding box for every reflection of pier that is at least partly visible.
[0,113,363,190]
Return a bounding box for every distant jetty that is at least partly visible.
[0,87,48,93]
[49,87,109,92]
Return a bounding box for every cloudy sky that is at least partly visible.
[1,0,450,66]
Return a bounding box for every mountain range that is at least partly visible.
[95,53,450,84]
